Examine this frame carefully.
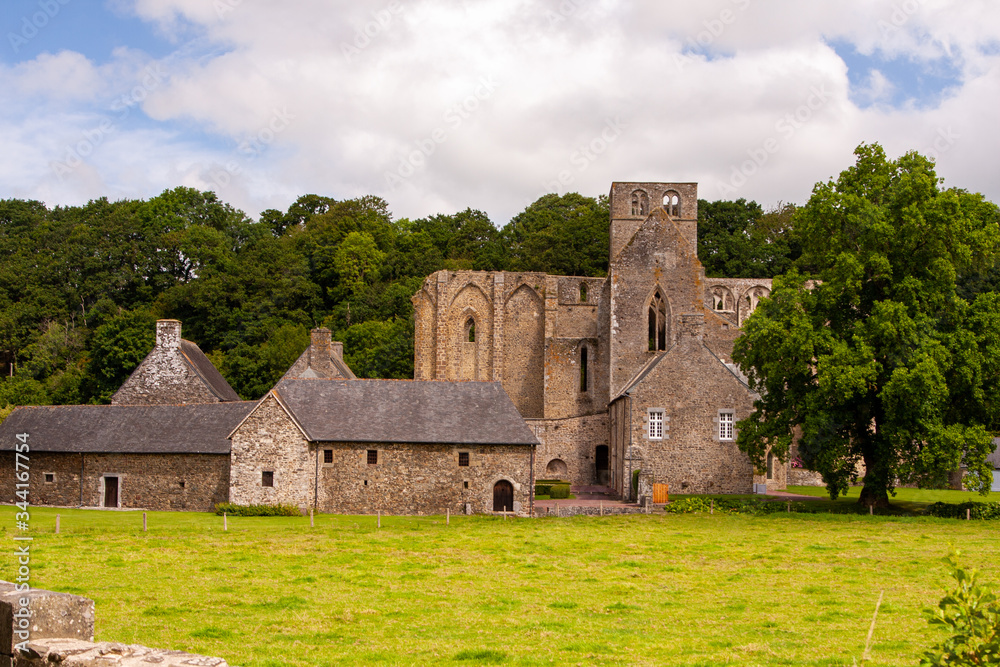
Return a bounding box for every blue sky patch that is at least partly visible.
[830,40,963,109]
[2,1,184,65]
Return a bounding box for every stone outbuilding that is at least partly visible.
[111,319,241,405]
[229,379,538,515]
[0,402,253,511]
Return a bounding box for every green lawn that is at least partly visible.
[5,504,1000,666]
[785,485,1000,513]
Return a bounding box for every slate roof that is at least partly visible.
[267,379,538,446]
[0,402,254,454]
[179,339,242,402]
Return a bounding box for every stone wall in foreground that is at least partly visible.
[1,582,230,667]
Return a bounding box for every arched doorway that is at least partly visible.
[493,480,514,512]
[595,445,609,485]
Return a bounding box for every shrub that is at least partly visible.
[535,483,553,497]
[631,469,640,499]
[924,502,1000,520]
[921,551,1000,666]
[213,502,301,517]
[549,484,571,499]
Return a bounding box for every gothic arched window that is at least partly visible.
[663,191,680,217]
[465,317,476,343]
[648,290,668,351]
[631,190,649,216]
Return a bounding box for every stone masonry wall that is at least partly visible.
[318,442,533,516]
[529,414,608,486]
[229,394,316,509]
[0,452,229,511]
[625,326,767,495]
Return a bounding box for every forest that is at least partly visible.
[0,186,875,410]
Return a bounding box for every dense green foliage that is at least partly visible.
[923,551,1000,665]
[697,198,800,278]
[734,144,1000,507]
[924,502,1000,521]
[0,188,619,405]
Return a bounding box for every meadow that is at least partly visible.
[4,495,1000,667]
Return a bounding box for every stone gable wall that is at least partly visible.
[229,394,315,509]
[624,337,767,495]
[111,323,219,406]
[0,452,229,511]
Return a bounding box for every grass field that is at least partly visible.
[4,499,1000,666]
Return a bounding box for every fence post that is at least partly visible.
[600,502,603,516]
[869,505,873,516]
[710,500,714,515]
[378,511,381,529]
[55,514,60,534]
[786,501,790,513]
[310,508,314,528]
[143,512,147,532]
[224,511,228,531]
[967,508,971,521]
[446,508,450,525]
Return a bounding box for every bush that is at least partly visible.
[662,497,823,515]
[924,502,1000,520]
[214,502,301,517]
[535,483,553,497]
[922,551,1000,666]
[549,484,571,499]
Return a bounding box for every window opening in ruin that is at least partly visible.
[595,445,609,486]
[324,449,333,464]
[463,481,469,489]
[648,290,668,351]
[719,412,734,441]
[465,318,476,343]
[663,191,680,217]
[179,480,185,488]
[459,452,470,467]
[367,449,378,465]
[580,346,589,392]
[44,473,54,483]
[631,189,649,216]
[648,410,664,440]
[766,451,774,480]
[579,282,588,302]
[262,471,274,487]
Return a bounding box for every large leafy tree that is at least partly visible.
[698,198,799,278]
[733,144,1000,507]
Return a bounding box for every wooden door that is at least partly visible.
[653,483,669,504]
[104,476,119,508]
[493,480,513,512]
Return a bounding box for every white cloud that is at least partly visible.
[0,0,998,223]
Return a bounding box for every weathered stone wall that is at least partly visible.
[609,182,699,259]
[528,414,608,486]
[229,394,316,509]
[111,320,219,406]
[622,322,782,495]
[318,442,533,516]
[0,452,228,511]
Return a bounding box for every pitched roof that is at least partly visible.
[0,402,254,454]
[179,340,242,401]
[267,379,538,446]
[614,342,753,401]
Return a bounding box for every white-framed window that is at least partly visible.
[719,411,735,441]
[648,410,664,440]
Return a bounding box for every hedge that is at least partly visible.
[214,502,302,517]
[923,501,1000,520]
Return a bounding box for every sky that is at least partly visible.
[0,0,998,225]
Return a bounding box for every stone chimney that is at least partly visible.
[332,341,344,360]
[311,328,332,351]
[678,314,704,344]
[156,319,182,350]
